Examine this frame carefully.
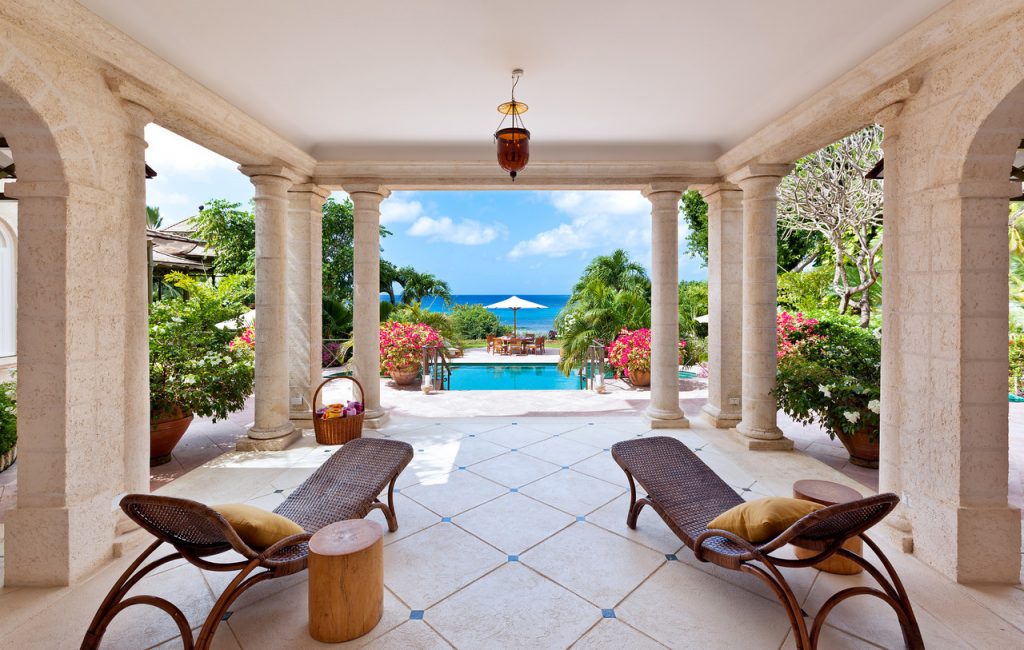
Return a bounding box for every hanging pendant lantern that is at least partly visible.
[495,69,530,181]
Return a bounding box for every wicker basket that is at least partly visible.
[312,376,365,445]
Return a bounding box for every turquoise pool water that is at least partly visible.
[449,364,582,390]
[447,365,699,390]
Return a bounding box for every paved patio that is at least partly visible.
[1,412,1022,649]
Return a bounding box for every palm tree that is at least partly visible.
[380,260,401,304]
[396,266,452,306]
[556,278,650,375]
[572,249,650,295]
[146,205,162,229]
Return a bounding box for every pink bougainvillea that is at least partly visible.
[379,322,443,373]
[776,311,820,359]
[230,325,255,350]
[607,328,685,377]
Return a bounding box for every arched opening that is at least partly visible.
[0,219,14,359]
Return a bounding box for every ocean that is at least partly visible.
[417,294,570,334]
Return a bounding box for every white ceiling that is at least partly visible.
[80,0,950,161]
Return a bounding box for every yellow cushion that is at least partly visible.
[212,503,304,549]
[707,497,824,543]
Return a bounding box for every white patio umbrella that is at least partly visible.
[695,314,709,324]
[484,295,546,336]
[215,308,255,330]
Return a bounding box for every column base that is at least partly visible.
[290,407,314,425]
[729,429,794,451]
[645,406,689,429]
[363,409,389,430]
[700,403,742,429]
[5,501,115,586]
[236,427,302,451]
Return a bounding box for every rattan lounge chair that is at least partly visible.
[82,438,413,650]
[611,436,923,650]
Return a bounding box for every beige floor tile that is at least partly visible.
[515,418,591,434]
[520,437,604,467]
[383,523,506,608]
[203,563,310,616]
[616,562,792,649]
[400,469,507,516]
[570,618,667,649]
[227,583,408,649]
[586,494,685,555]
[151,624,243,649]
[453,493,574,554]
[561,426,640,450]
[440,419,511,435]
[569,451,630,487]
[688,447,756,490]
[401,437,508,482]
[478,424,553,449]
[368,620,453,649]
[467,451,561,488]
[522,522,665,607]
[366,493,443,545]
[156,466,288,504]
[427,563,600,649]
[519,470,625,516]
[779,625,883,649]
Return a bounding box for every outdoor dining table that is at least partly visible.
[499,336,534,355]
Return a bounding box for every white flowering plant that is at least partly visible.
[149,273,255,422]
[773,317,881,442]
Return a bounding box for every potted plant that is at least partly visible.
[0,376,15,473]
[607,328,686,388]
[149,273,256,465]
[379,321,442,386]
[773,313,881,467]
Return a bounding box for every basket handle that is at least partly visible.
[312,375,365,412]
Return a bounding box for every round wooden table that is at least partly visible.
[791,479,863,575]
[308,519,384,643]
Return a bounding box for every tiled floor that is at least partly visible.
[2,414,1022,649]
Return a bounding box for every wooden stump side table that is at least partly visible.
[791,479,864,575]
[308,519,384,643]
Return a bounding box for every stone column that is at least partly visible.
[287,184,329,420]
[700,184,743,428]
[875,104,912,536]
[728,165,793,450]
[348,185,389,426]
[238,166,300,450]
[643,183,688,428]
[120,100,152,495]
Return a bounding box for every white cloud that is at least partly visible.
[507,190,651,259]
[408,216,505,245]
[146,187,191,207]
[381,197,424,225]
[144,124,236,174]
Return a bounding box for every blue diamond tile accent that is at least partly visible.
[410,610,424,620]
[273,489,284,494]
[509,488,519,493]
[603,448,610,452]
[665,554,678,561]
[507,555,519,562]
[741,487,752,492]
[588,423,595,426]
[458,466,466,470]
[510,448,517,452]
[561,465,570,470]
[222,611,233,621]
[512,422,518,425]
[576,516,586,522]
[601,609,615,618]
[469,434,476,437]
[441,517,452,522]
[394,488,401,493]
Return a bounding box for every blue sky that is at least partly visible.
[145,125,707,294]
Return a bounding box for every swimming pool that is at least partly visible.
[446,365,700,390]
[449,364,582,390]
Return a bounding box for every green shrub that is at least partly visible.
[774,317,881,442]
[678,280,708,338]
[450,303,505,339]
[777,266,838,315]
[0,378,15,456]
[1010,338,1024,394]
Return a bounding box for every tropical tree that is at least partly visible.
[396,266,452,306]
[777,125,884,326]
[678,280,708,337]
[556,277,651,375]
[146,205,162,229]
[573,249,650,295]
[191,199,256,276]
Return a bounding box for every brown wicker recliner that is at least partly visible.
[82,437,413,650]
[611,436,924,650]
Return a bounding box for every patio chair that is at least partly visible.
[611,436,923,650]
[82,438,413,650]
[526,336,545,355]
[486,334,496,354]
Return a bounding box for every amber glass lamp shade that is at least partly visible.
[495,127,530,180]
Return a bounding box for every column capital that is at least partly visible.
[288,183,332,200]
[874,101,905,127]
[725,163,793,186]
[695,182,741,200]
[642,181,687,198]
[344,183,391,198]
[239,164,305,185]
[119,99,153,134]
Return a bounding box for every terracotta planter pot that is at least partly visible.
[0,444,15,473]
[390,366,420,386]
[833,424,879,468]
[628,370,651,387]
[150,410,194,466]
